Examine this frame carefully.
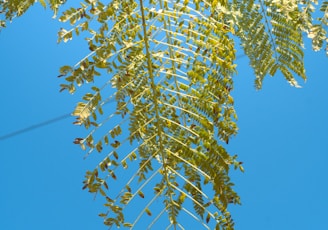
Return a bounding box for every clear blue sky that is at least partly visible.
[0,2,327,230]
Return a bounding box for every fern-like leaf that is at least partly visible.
[59,0,240,229]
[56,0,326,229]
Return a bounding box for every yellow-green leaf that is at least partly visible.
[39,0,46,8]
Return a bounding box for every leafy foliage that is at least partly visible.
[0,0,67,29]
[1,0,327,229]
[58,0,241,228]
[56,0,327,229]
[231,0,327,89]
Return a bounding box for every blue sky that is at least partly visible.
[0,2,327,230]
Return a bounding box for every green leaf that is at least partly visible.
[39,0,46,8]
[145,208,152,216]
[59,65,73,75]
[123,223,133,227]
[121,160,128,169]
[103,181,108,190]
[138,191,144,199]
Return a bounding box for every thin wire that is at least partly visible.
[0,96,117,141]
[0,54,246,141]
[0,113,71,141]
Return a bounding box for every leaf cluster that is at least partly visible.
[1,0,326,229]
[55,0,326,229]
[57,0,243,229]
[0,0,67,29]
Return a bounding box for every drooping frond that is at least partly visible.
[306,0,328,53]
[230,0,326,89]
[268,0,328,55]
[53,0,327,229]
[0,0,326,229]
[58,0,241,229]
[231,0,277,88]
[265,0,306,85]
